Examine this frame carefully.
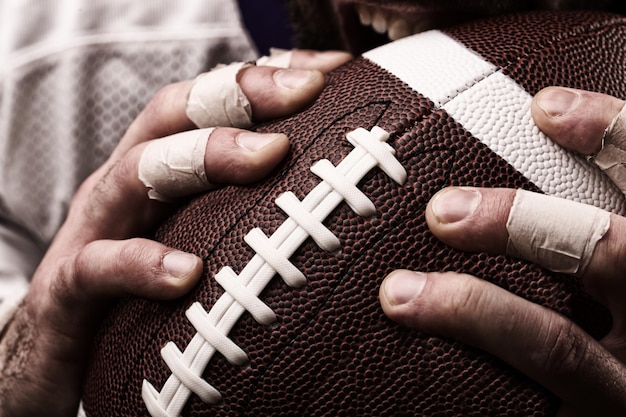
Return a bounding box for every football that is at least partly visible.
[83,11,626,417]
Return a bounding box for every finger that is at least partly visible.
[532,87,625,156]
[425,187,626,306]
[287,50,353,72]
[120,50,349,154]
[31,238,202,332]
[70,239,202,301]
[258,49,353,72]
[11,239,202,416]
[236,65,326,121]
[533,87,626,196]
[110,80,196,160]
[31,239,202,325]
[187,64,325,128]
[73,128,289,240]
[379,270,626,416]
[118,50,347,154]
[111,63,327,160]
[137,127,289,199]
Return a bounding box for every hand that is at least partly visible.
[0,50,352,417]
[379,88,626,416]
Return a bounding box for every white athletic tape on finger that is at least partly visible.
[186,49,292,129]
[186,63,254,128]
[138,128,216,202]
[256,48,292,68]
[590,104,626,196]
[506,189,611,276]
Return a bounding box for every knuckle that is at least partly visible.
[79,158,137,227]
[74,240,157,291]
[493,191,516,222]
[206,146,260,184]
[537,317,589,377]
[448,277,483,319]
[115,239,182,296]
[48,252,83,307]
[146,83,179,117]
[141,82,190,133]
[426,274,485,337]
[113,239,159,277]
[465,190,513,248]
[237,66,272,98]
[228,154,260,181]
[67,244,102,297]
[109,151,138,191]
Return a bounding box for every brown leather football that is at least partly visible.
[83,11,626,417]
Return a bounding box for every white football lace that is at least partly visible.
[142,127,407,417]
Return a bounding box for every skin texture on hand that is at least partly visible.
[0,50,350,417]
[380,88,626,417]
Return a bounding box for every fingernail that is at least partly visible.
[274,69,317,90]
[537,88,580,117]
[236,132,285,151]
[431,187,481,224]
[163,252,199,279]
[384,271,427,306]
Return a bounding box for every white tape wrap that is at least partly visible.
[506,189,611,276]
[139,128,216,202]
[186,63,254,128]
[591,104,626,195]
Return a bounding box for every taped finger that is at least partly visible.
[138,128,216,202]
[588,104,626,195]
[186,49,293,129]
[506,189,611,276]
[186,63,254,129]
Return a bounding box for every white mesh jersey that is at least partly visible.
[0,0,259,300]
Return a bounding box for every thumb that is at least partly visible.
[531,87,625,156]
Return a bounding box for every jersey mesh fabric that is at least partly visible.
[0,0,260,298]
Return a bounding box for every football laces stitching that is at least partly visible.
[142,126,407,417]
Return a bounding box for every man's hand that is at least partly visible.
[0,50,351,417]
[379,88,626,416]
